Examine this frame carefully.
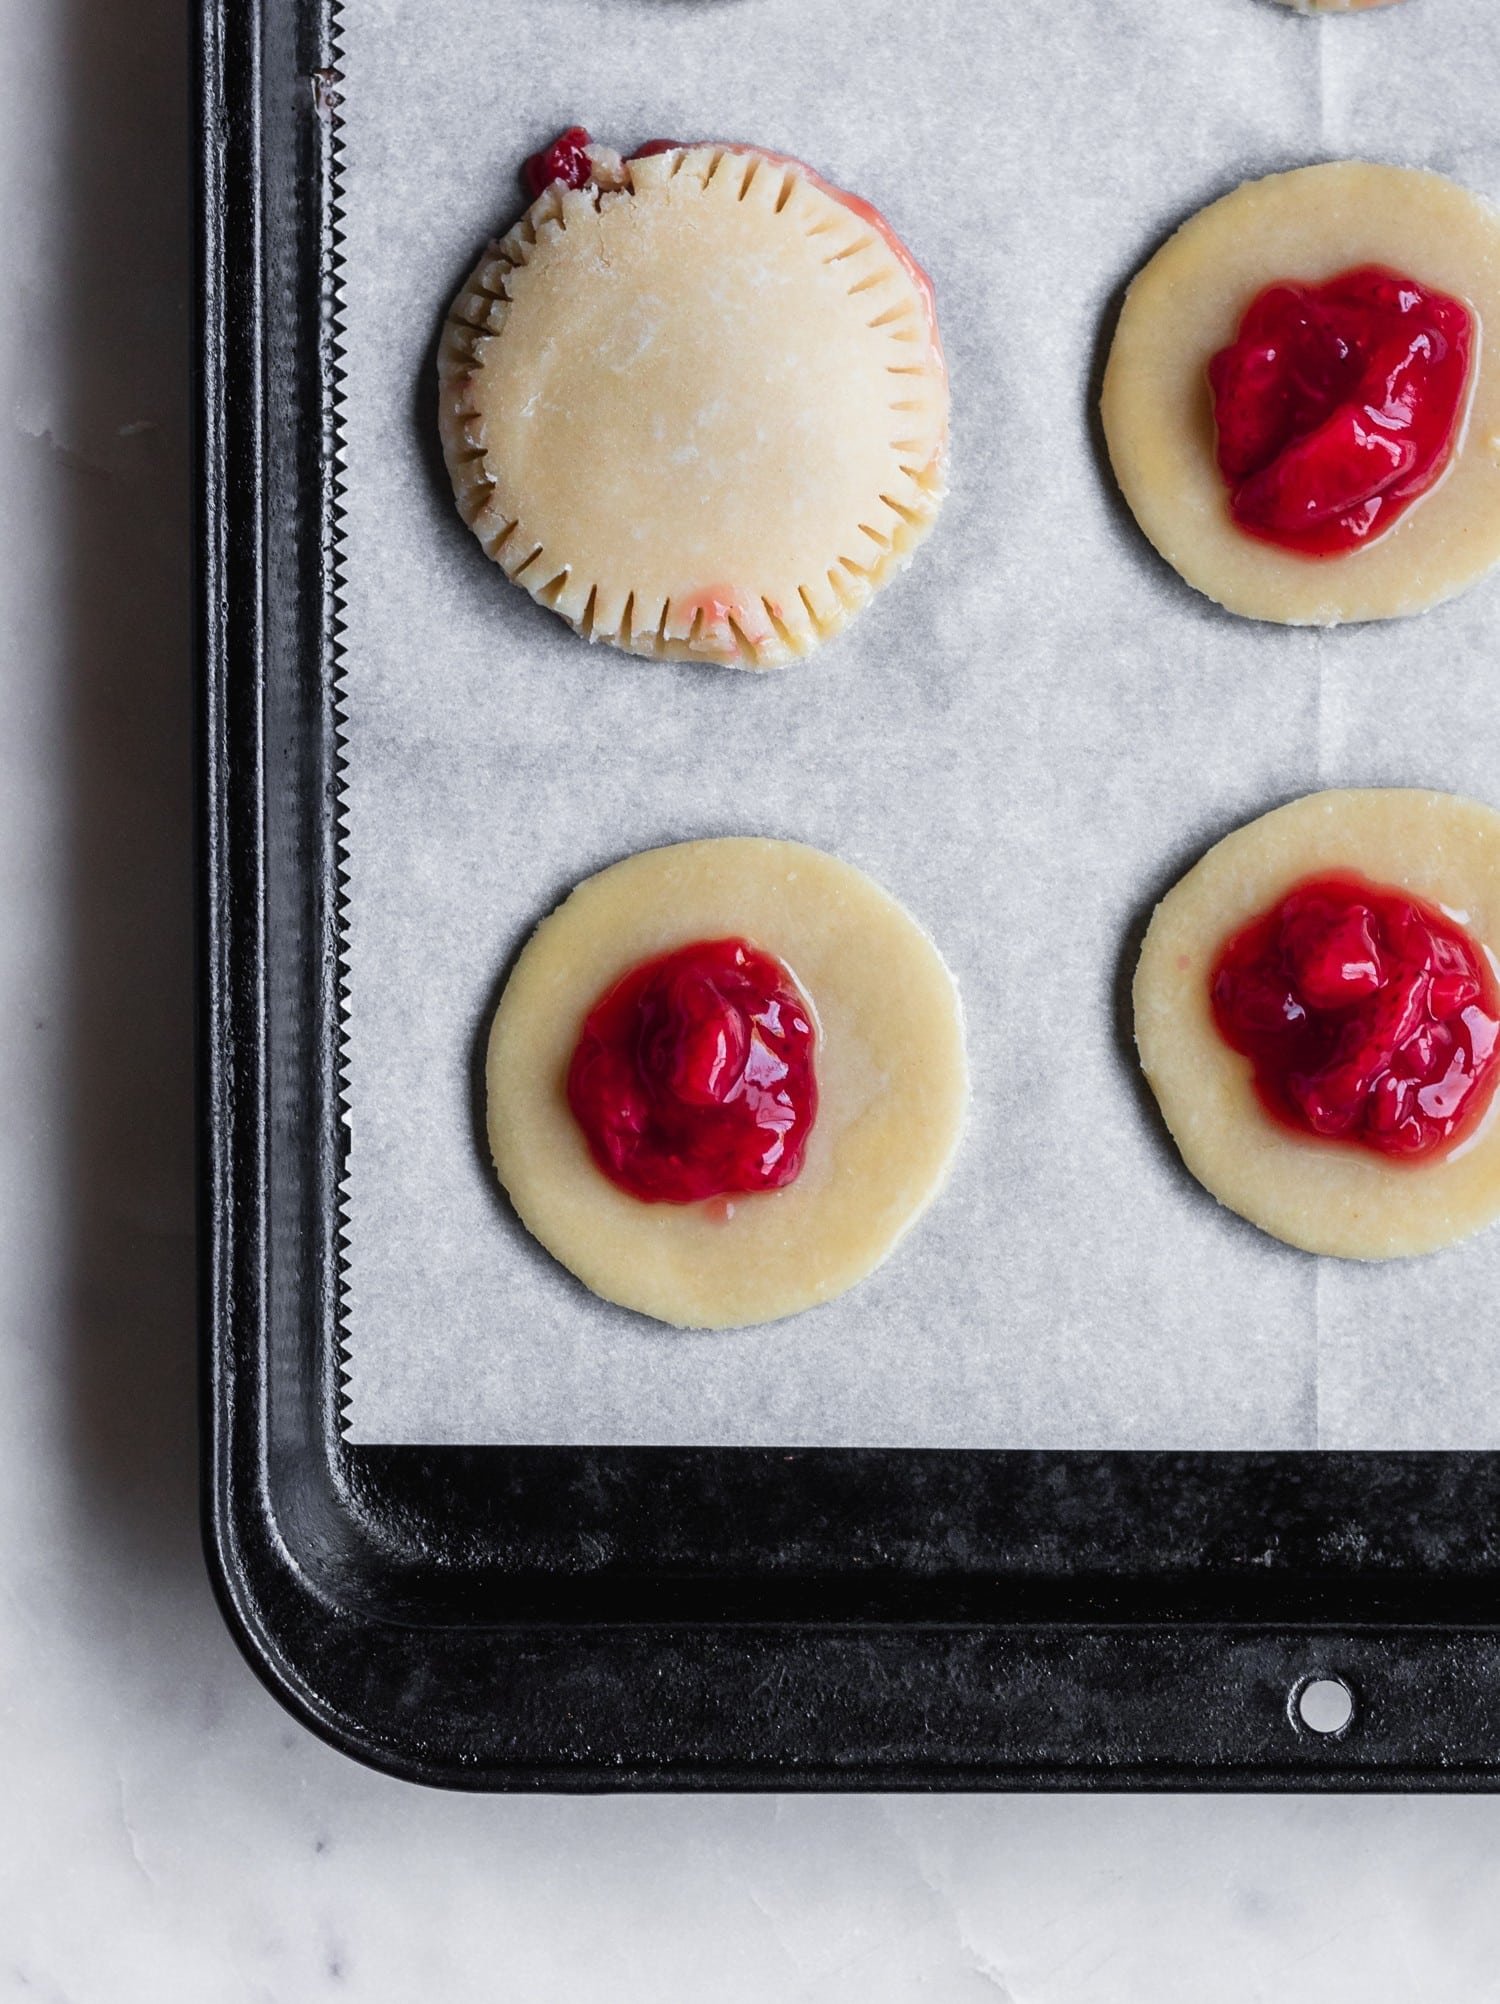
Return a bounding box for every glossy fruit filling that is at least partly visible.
[1211,875,1500,1158]
[567,938,818,1203]
[522,126,593,199]
[1208,266,1473,556]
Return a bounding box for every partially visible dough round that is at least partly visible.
[1134,790,1500,1259]
[1101,163,1500,625]
[1275,1,1407,12]
[440,145,948,668]
[487,838,968,1326]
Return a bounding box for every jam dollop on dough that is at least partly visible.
[1211,875,1500,1159]
[486,838,967,1324]
[566,937,818,1204]
[1209,267,1473,557]
[1133,792,1500,1258]
[1100,163,1500,626]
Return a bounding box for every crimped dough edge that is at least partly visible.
[438,144,948,668]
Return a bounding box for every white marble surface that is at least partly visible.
[5,0,1500,1996]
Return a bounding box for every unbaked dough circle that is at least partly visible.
[1101,163,1500,625]
[439,145,948,668]
[1275,1,1406,12]
[1134,789,1500,1260]
[487,838,968,1326]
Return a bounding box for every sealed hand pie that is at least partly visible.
[1134,790,1500,1260]
[1101,163,1500,625]
[439,135,949,668]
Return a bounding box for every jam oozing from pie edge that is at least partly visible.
[1208,266,1474,556]
[567,938,818,1203]
[1210,875,1500,1159]
[521,126,593,201]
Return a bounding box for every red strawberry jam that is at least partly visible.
[1211,875,1500,1158]
[1208,267,1473,556]
[522,126,593,199]
[567,938,818,1203]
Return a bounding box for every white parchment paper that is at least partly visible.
[337,0,1500,1446]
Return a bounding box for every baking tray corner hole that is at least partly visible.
[1291,1674,1356,1739]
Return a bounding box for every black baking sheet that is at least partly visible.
[197,0,1500,1786]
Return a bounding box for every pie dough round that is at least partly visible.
[1101,163,1500,625]
[1134,789,1500,1259]
[439,145,948,667]
[1275,1,1406,11]
[487,838,968,1326]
